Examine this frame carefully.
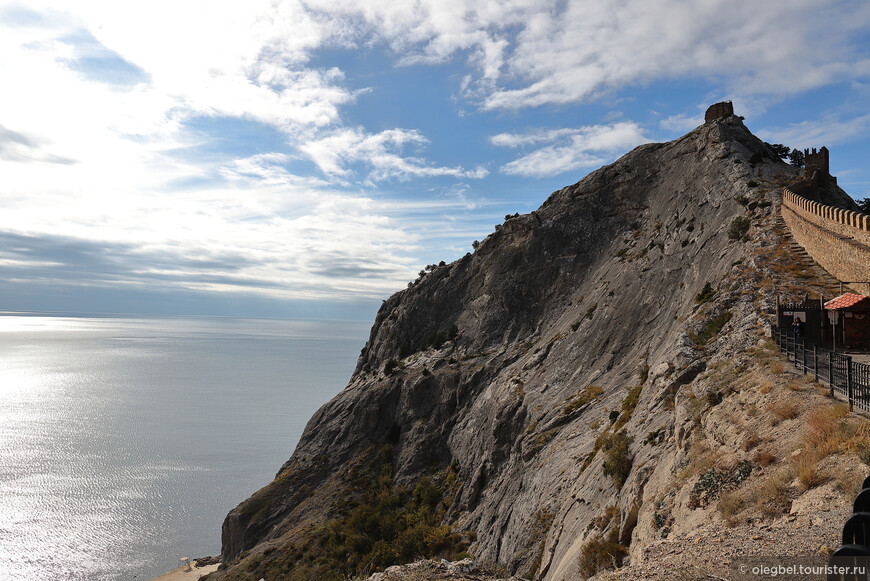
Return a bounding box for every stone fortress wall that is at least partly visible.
[781,187,870,294]
[701,99,869,293]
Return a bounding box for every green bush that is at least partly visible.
[689,311,733,346]
[601,431,632,486]
[695,282,715,304]
[268,454,466,579]
[384,359,402,375]
[728,216,751,240]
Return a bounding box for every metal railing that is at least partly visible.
[773,325,870,413]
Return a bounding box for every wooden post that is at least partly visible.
[813,345,818,382]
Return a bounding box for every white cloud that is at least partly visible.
[2,0,868,309]
[482,0,870,109]
[659,113,704,133]
[492,122,650,177]
[0,1,497,303]
[301,127,488,182]
[759,112,870,150]
[293,0,870,111]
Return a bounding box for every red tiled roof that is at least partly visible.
[824,293,870,310]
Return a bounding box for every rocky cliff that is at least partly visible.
[208,115,868,581]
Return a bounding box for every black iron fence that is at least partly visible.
[773,325,870,413]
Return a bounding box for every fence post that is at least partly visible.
[813,345,818,382]
[847,356,854,411]
[829,352,834,396]
[801,339,807,373]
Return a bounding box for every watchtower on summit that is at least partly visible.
[804,146,837,186]
[704,101,734,123]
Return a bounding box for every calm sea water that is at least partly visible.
[0,314,369,581]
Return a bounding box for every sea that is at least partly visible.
[0,314,370,581]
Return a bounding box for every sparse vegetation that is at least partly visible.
[384,359,403,375]
[644,430,662,446]
[601,431,632,486]
[767,400,799,422]
[424,324,459,350]
[562,385,604,415]
[690,460,752,509]
[578,528,628,578]
[526,509,555,578]
[728,216,751,240]
[689,310,732,346]
[235,447,467,580]
[695,282,716,304]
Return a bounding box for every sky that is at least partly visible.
[1,0,869,320]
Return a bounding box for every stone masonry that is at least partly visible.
[804,146,838,186]
[704,101,734,123]
[782,187,870,294]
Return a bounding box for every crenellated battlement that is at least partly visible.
[803,146,837,186]
[781,187,870,294]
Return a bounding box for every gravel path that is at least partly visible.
[596,482,850,581]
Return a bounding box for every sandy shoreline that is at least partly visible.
[149,561,220,581]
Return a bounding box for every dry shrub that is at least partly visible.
[768,400,800,421]
[679,438,718,480]
[793,454,825,491]
[755,449,776,467]
[788,404,870,494]
[743,430,762,451]
[786,380,804,392]
[755,468,794,516]
[804,404,849,458]
[719,489,748,526]
[578,530,628,578]
[770,361,784,375]
[593,505,620,530]
[836,471,864,499]
[718,467,793,525]
[759,382,773,394]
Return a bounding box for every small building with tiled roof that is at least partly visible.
[824,293,870,350]
[825,293,870,310]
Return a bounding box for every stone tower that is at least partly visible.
[704,101,734,123]
[804,146,837,186]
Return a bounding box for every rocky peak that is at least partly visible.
[209,115,863,581]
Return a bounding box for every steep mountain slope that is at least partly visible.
[208,115,862,581]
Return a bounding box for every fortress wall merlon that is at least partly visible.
[781,188,870,292]
[784,187,869,243]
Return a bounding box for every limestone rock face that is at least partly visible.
[215,118,853,580]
